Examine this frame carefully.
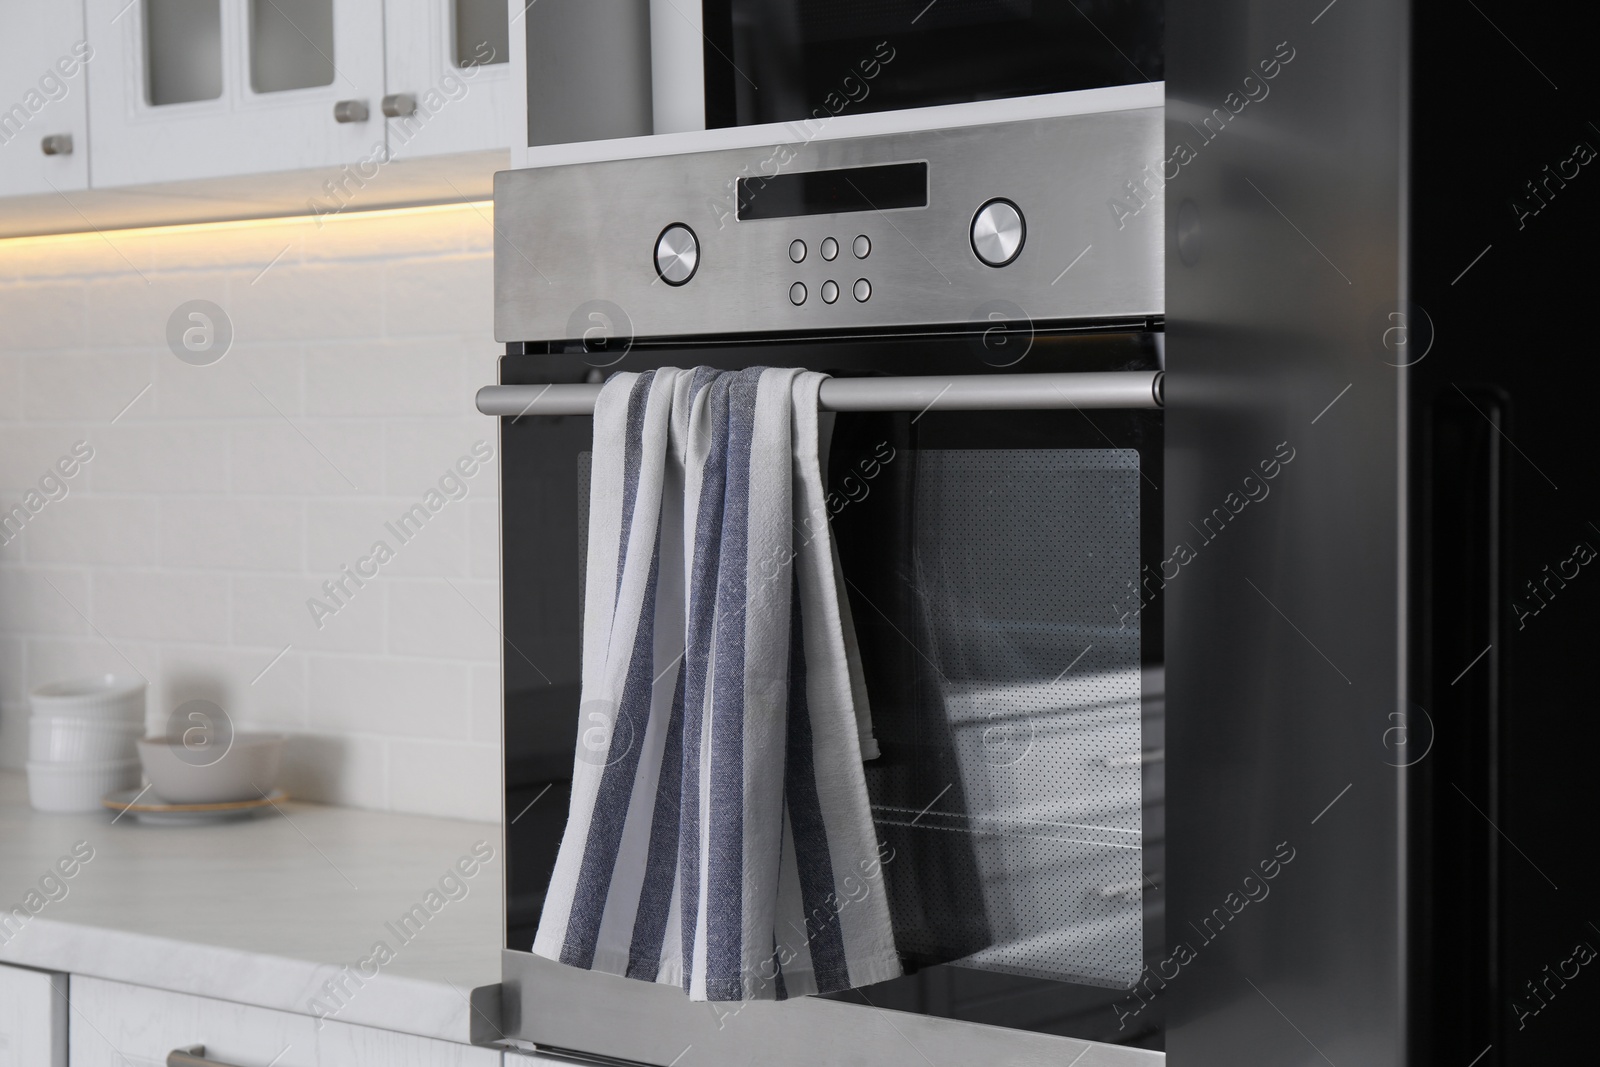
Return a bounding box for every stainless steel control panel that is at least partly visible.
[493,108,1163,343]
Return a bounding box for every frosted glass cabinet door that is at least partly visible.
[0,3,92,197]
[84,0,386,187]
[382,0,515,159]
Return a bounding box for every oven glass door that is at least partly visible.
[702,0,1164,129]
[501,329,1163,1049]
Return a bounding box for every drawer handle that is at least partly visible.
[40,133,73,155]
[381,92,417,117]
[333,99,370,123]
[168,1045,249,1067]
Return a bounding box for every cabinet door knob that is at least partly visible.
[168,1045,245,1067]
[381,93,416,118]
[333,99,370,123]
[40,133,73,156]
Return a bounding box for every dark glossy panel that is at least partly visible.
[1165,0,1407,1064]
[704,0,1162,128]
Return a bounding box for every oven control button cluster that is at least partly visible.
[789,234,870,306]
[971,199,1025,267]
[654,223,699,285]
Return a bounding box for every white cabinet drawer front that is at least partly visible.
[0,963,69,1067]
[68,977,499,1067]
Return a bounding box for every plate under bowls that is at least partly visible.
[102,787,286,825]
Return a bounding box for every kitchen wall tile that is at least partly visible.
[389,739,500,822]
[277,731,388,808]
[23,350,154,423]
[468,499,498,579]
[305,498,469,579]
[386,579,498,662]
[150,343,303,420]
[25,496,161,566]
[0,281,87,350]
[0,568,90,635]
[93,570,231,645]
[26,637,158,701]
[0,697,27,770]
[0,428,96,499]
[232,572,387,655]
[161,497,302,571]
[307,655,471,739]
[227,261,387,342]
[382,420,497,498]
[382,255,494,339]
[82,271,231,350]
[155,643,309,734]
[90,423,231,494]
[304,340,467,417]
[470,663,500,744]
[231,421,383,496]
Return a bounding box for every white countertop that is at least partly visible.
[0,771,503,1046]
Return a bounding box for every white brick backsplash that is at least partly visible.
[389,739,500,822]
[151,343,303,420]
[90,423,231,494]
[231,421,384,496]
[307,655,471,739]
[0,281,87,350]
[387,579,499,661]
[305,497,470,578]
[305,339,471,417]
[1,204,504,821]
[0,568,90,635]
[162,496,304,571]
[23,350,154,421]
[93,570,231,645]
[25,496,161,566]
[233,572,387,655]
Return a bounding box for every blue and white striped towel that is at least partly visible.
[532,367,902,1002]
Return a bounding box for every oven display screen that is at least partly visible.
[736,161,927,220]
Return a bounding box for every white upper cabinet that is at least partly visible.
[85,0,387,187]
[382,0,515,159]
[0,3,92,197]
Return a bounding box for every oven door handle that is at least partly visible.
[477,370,1164,417]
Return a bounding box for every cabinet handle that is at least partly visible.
[332,99,370,123]
[381,93,417,118]
[40,133,73,156]
[168,1046,250,1067]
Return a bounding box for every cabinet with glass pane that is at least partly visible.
[382,0,515,159]
[84,0,387,186]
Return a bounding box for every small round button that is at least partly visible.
[789,239,806,263]
[821,280,839,304]
[654,223,699,285]
[790,282,807,305]
[970,199,1025,267]
[853,278,871,302]
[821,237,839,261]
[853,234,871,259]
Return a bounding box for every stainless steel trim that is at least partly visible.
[494,110,1163,342]
[167,1046,238,1067]
[40,133,73,156]
[477,371,1164,417]
[333,99,370,123]
[502,948,1163,1066]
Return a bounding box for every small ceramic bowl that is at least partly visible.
[29,715,142,763]
[27,757,141,813]
[136,733,286,804]
[30,675,146,721]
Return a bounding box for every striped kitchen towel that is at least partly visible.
[532,367,901,1002]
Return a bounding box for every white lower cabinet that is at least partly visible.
[68,977,500,1067]
[0,963,69,1067]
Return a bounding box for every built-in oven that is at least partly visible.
[480,104,1166,1063]
[518,0,1163,144]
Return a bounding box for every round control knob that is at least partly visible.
[654,223,699,285]
[820,237,839,261]
[970,199,1025,267]
[820,280,839,304]
[789,282,807,305]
